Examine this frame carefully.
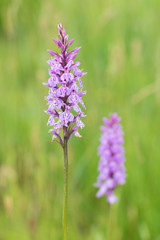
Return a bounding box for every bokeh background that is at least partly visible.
[1,0,160,239]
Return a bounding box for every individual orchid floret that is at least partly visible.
[43,24,87,146]
[95,113,126,204]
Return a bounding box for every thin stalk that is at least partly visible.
[107,204,111,240]
[63,136,68,240]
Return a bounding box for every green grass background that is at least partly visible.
[0,0,160,239]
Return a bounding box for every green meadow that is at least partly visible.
[0,0,160,239]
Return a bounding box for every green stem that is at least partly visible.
[107,204,111,240]
[63,136,68,240]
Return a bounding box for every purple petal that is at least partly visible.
[47,50,61,59]
[66,39,74,49]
